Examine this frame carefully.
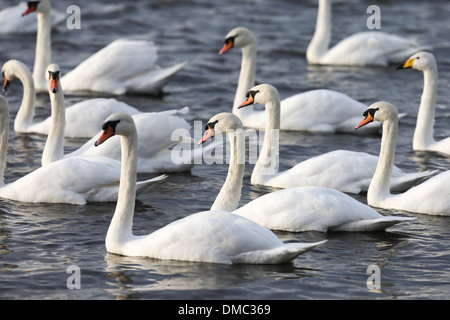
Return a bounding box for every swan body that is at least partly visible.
[199,112,414,232]
[307,0,430,66]
[239,84,436,193]
[0,1,64,34]
[23,0,187,94]
[356,101,450,215]
[0,93,166,205]
[220,26,380,133]
[97,112,326,264]
[396,52,450,156]
[2,59,141,138]
[31,63,196,173]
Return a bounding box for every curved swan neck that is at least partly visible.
[106,128,138,247]
[413,64,438,149]
[41,85,65,166]
[232,44,257,117]
[0,106,10,187]
[211,130,245,212]
[251,99,280,184]
[12,64,36,132]
[307,0,332,63]
[34,9,52,91]
[368,117,398,203]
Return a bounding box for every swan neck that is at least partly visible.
[413,66,438,149]
[34,10,52,91]
[0,108,10,187]
[307,0,332,62]
[211,130,245,212]
[106,129,138,246]
[252,100,280,183]
[13,64,36,132]
[41,86,65,166]
[368,118,398,203]
[232,44,257,116]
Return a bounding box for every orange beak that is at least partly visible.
[3,76,10,92]
[22,2,37,16]
[238,93,255,109]
[197,127,215,145]
[355,113,374,129]
[219,40,234,55]
[94,125,115,147]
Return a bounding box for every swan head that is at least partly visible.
[95,113,136,147]
[46,63,61,94]
[198,112,243,145]
[2,60,31,92]
[396,51,436,72]
[219,27,257,55]
[22,0,51,16]
[355,101,398,129]
[238,83,279,108]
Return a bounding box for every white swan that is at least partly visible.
[307,0,430,66]
[23,0,187,94]
[199,112,414,232]
[0,94,166,205]
[2,59,141,138]
[356,101,450,215]
[0,1,64,34]
[40,63,198,173]
[396,51,450,156]
[219,26,380,133]
[239,84,436,194]
[96,112,326,264]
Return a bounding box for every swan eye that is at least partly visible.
[101,119,120,131]
[363,108,379,119]
[246,90,259,99]
[48,70,60,80]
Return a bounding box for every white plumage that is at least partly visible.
[219,26,381,133]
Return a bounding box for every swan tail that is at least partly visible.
[135,174,168,195]
[126,61,188,94]
[231,240,327,264]
[330,217,416,232]
[390,169,439,192]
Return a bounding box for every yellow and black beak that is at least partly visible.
[355,108,377,129]
[395,58,414,70]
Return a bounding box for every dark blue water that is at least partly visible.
[0,0,449,300]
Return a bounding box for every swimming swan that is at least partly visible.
[199,112,414,232]
[356,101,450,215]
[396,51,450,156]
[238,84,436,193]
[219,26,380,133]
[306,0,430,66]
[0,94,166,205]
[22,0,187,94]
[95,112,326,264]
